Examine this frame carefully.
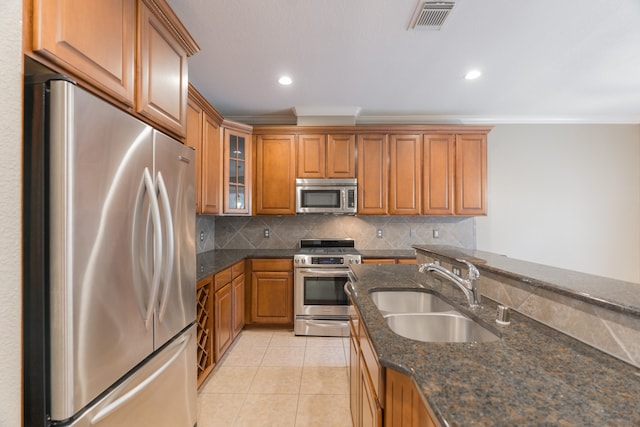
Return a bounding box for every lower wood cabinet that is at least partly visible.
[214,282,233,361]
[385,369,435,427]
[349,302,435,427]
[196,260,247,386]
[350,306,384,427]
[249,259,294,325]
[232,274,245,338]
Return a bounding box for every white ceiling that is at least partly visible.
[168,0,640,125]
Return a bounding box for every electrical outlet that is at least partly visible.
[264,228,270,238]
[377,229,383,238]
[410,228,417,237]
[199,231,205,242]
[452,266,461,276]
[433,229,439,239]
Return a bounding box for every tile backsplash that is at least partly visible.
[196,214,476,253]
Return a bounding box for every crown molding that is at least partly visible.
[223,113,640,126]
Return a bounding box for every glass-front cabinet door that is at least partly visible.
[223,121,252,214]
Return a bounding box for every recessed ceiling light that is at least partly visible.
[278,76,292,85]
[465,70,482,80]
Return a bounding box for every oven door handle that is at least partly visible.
[297,268,350,276]
[343,282,352,297]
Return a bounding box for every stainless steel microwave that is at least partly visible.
[295,178,357,214]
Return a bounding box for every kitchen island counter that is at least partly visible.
[348,263,640,426]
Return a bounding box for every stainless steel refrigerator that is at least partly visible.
[24,75,197,426]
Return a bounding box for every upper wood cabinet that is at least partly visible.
[252,125,490,217]
[28,0,199,138]
[297,133,356,178]
[254,134,297,215]
[297,134,326,178]
[455,134,487,215]
[222,120,253,215]
[357,134,389,215]
[31,0,136,106]
[137,0,191,137]
[186,85,224,214]
[389,134,422,215]
[423,134,455,215]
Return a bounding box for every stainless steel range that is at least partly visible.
[294,239,361,337]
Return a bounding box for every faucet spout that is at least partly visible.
[418,258,481,308]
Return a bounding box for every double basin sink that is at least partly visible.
[370,290,499,343]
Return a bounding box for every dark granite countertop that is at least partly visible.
[196,249,296,281]
[196,248,417,281]
[413,245,640,319]
[348,264,640,426]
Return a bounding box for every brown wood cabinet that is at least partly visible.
[297,133,356,178]
[28,0,199,138]
[231,261,246,338]
[249,259,293,325]
[327,134,357,178]
[254,135,297,215]
[350,305,384,427]
[348,297,436,427]
[349,318,361,427]
[214,281,233,362]
[213,260,245,362]
[31,0,136,106]
[297,134,326,178]
[252,125,490,217]
[455,134,487,215]
[357,134,389,215]
[223,120,253,215]
[385,369,435,427]
[137,0,190,136]
[389,134,422,215]
[186,85,224,214]
[196,276,214,387]
[423,134,455,215]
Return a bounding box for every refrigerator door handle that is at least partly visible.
[156,171,174,321]
[89,333,191,425]
[142,167,163,330]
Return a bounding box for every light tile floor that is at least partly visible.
[198,329,352,427]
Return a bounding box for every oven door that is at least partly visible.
[294,268,351,317]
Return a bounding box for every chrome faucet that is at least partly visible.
[418,258,481,308]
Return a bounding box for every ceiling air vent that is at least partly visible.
[409,2,455,31]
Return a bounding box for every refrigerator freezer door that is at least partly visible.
[48,81,155,420]
[66,325,197,427]
[153,131,196,348]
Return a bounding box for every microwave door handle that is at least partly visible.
[342,189,346,210]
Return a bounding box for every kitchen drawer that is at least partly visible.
[251,258,293,271]
[214,267,232,291]
[231,260,245,278]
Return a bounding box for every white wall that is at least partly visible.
[476,124,640,283]
[0,1,23,426]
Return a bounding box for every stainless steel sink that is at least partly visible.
[383,312,500,343]
[370,290,454,314]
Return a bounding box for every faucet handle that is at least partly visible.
[456,258,480,281]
